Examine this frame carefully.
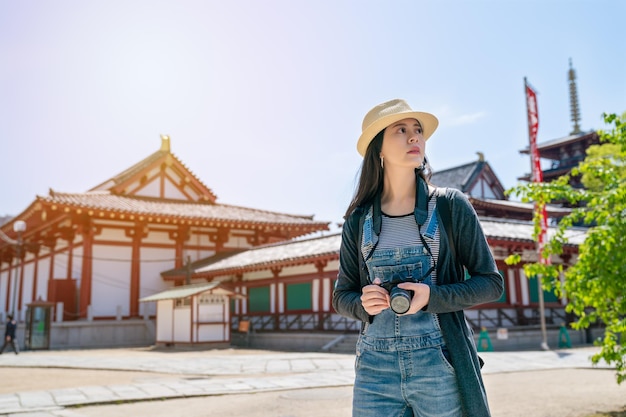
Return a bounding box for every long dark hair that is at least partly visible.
[344,129,433,219]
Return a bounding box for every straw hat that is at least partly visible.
[357,99,438,157]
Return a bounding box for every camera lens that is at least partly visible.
[389,287,411,314]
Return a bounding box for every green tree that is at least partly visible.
[506,112,626,383]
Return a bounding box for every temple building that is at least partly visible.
[0,136,328,347]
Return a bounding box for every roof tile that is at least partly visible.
[39,191,329,227]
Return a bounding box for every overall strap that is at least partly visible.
[436,188,456,262]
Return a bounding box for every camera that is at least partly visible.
[379,278,415,315]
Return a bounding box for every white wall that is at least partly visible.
[195,294,230,342]
[0,268,10,315]
[134,177,160,198]
[18,262,34,314]
[173,306,191,342]
[91,245,132,316]
[139,247,176,317]
[156,300,173,342]
[35,257,50,301]
[163,177,188,200]
[98,225,133,243]
[197,324,227,341]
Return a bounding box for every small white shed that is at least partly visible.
[140,282,244,347]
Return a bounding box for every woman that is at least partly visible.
[332,99,503,417]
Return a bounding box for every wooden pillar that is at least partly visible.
[271,267,282,330]
[17,250,25,312]
[223,295,228,342]
[514,267,524,305]
[233,273,243,317]
[190,294,195,343]
[5,258,13,312]
[44,236,57,305]
[130,235,140,317]
[67,247,73,280]
[127,224,148,318]
[170,226,190,269]
[30,245,41,302]
[78,223,94,319]
[63,231,75,281]
[315,260,327,330]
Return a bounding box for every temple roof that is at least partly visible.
[469,197,572,218]
[90,149,168,191]
[187,233,341,277]
[431,161,479,192]
[479,217,586,245]
[90,135,218,203]
[37,190,329,229]
[519,130,599,158]
[431,157,506,200]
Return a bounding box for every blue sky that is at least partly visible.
[1,0,624,232]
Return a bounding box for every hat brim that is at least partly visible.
[356,111,439,157]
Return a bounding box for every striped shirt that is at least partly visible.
[377,195,440,284]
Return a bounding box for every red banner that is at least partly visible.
[526,84,542,183]
[525,81,549,264]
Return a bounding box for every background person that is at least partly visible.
[0,314,19,354]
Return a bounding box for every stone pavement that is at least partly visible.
[0,346,611,417]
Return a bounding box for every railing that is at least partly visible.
[323,314,360,332]
[233,307,581,333]
[278,313,320,330]
[232,312,361,333]
[464,306,571,330]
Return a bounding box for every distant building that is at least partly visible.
[518,130,600,190]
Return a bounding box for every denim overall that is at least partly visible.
[352,206,462,417]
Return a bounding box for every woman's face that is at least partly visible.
[380,118,425,169]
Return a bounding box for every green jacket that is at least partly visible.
[333,185,504,417]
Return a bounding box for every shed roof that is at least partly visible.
[139,282,240,302]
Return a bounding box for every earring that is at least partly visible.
[380,156,384,169]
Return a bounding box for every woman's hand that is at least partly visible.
[361,278,390,315]
[397,282,431,315]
